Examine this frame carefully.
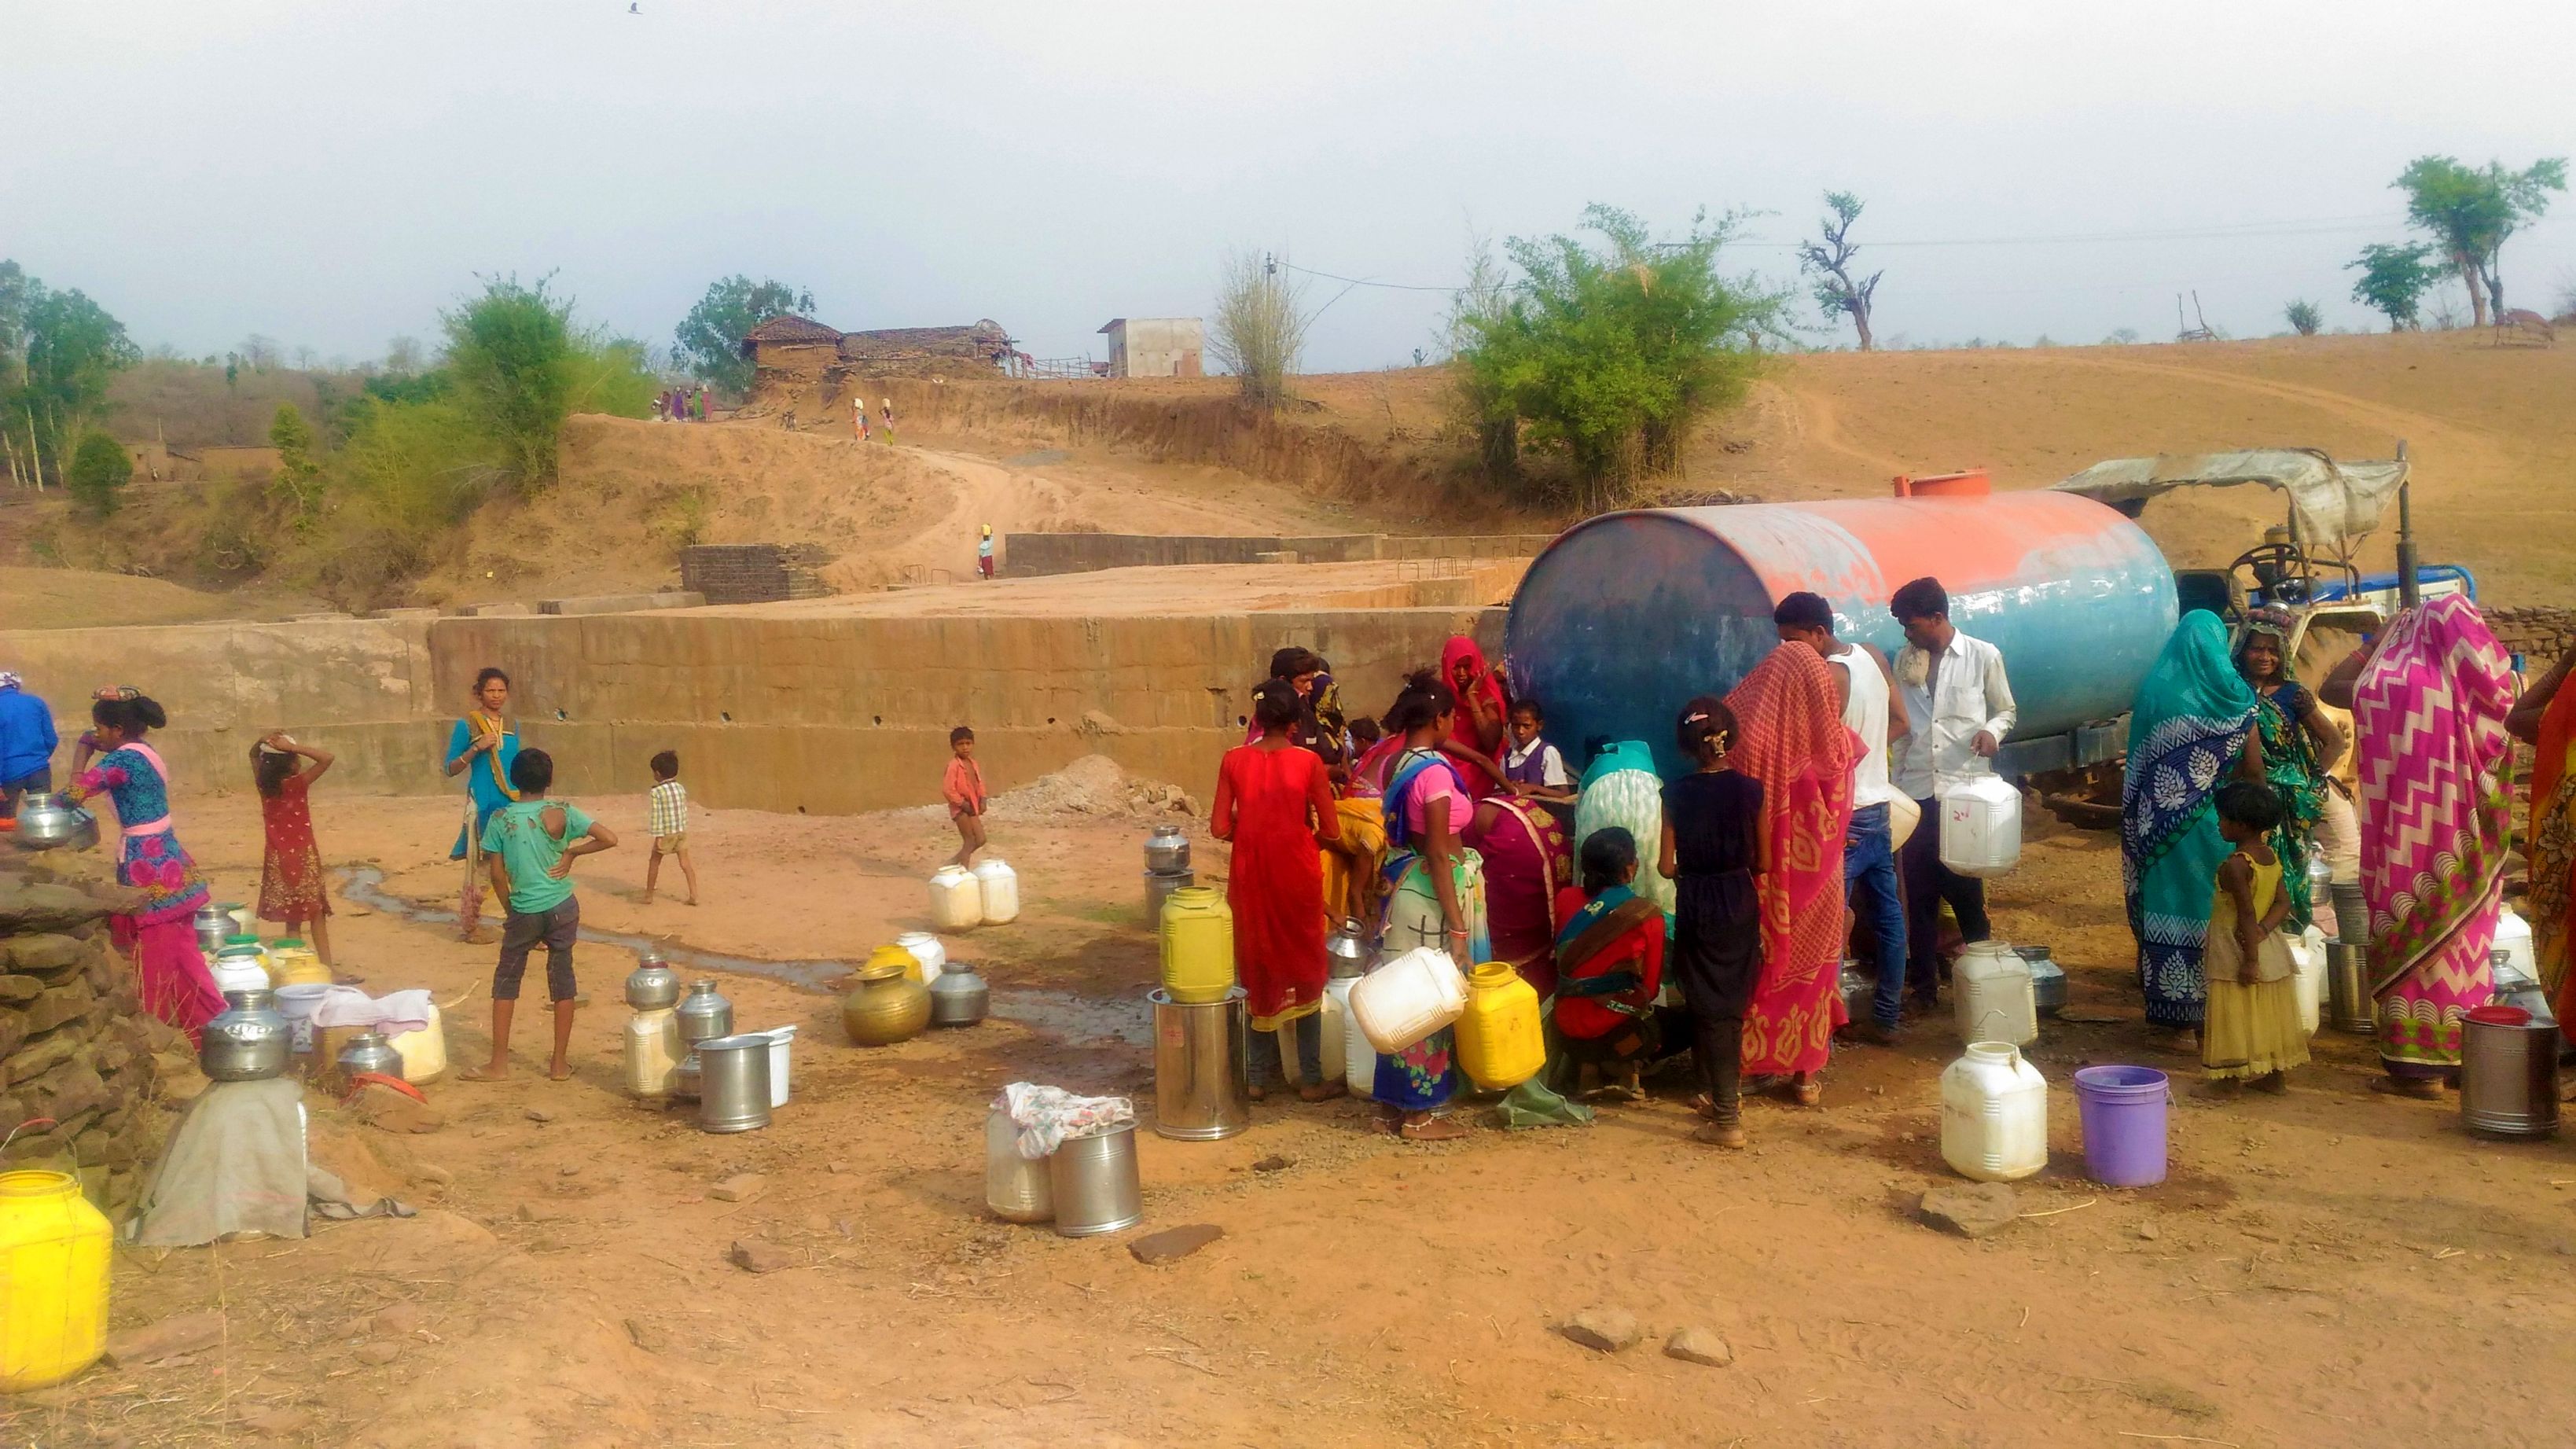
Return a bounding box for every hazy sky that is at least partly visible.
[6,2,2571,372]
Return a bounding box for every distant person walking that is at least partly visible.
[880,396,896,440]
[0,671,57,809]
[854,396,869,442]
[1888,577,2015,1014]
[977,525,996,579]
[691,385,707,422]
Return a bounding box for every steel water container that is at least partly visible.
[2324,940,2376,1034]
[1505,484,2177,778]
[1049,1124,1143,1238]
[694,1033,774,1134]
[2460,1006,2559,1138]
[1150,987,1250,1140]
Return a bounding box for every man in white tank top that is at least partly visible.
[1775,592,1910,1042]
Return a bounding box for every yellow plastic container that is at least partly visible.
[1455,962,1545,1091]
[0,1169,112,1392]
[868,943,924,984]
[268,939,330,988]
[1157,887,1236,1004]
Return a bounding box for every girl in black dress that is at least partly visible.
[1658,696,1771,1148]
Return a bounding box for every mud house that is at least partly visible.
[1097,318,1204,378]
[738,314,847,380]
[740,315,1017,389]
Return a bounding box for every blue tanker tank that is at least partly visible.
[1504,484,2178,781]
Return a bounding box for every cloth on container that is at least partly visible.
[997,1082,1134,1159]
[129,1077,310,1246]
[307,986,434,1038]
[1494,1078,1593,1129]
[307,1165,416,1222]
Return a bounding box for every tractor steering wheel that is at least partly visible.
[2230,542,2311,605]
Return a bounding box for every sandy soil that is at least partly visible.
[13,772,2576,1449]
[0,565,317,631]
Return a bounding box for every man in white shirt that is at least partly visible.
[1888,577,2017,1014]
[1776,592,1910,1042]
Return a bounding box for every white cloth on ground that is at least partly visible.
[998,1082,1134,1159]
[130,1078,310,1246]
[307,986,434,1038]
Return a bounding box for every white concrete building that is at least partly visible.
[1096,318,1205,378]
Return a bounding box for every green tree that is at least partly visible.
[2393,155,2568,327]
[442,275,579,492]
[269,401,324,526]
[1453,204,1786,509]
[0,264,138,489]
[674,276,814,395]
[2283,300,2324,337]
[1798,191,1883,351]
[2346,242,2443,330]
[65,430,131,518]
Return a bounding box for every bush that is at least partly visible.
[2284,300,2324,337]
[1208,249,1310,410]
[442,276,578,493]
[65,431,131,518]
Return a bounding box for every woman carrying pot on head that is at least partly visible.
[1369,671,1490,1141]
[65,690,226,1044]
[2234,608,2343,934]
[445,667,521,942]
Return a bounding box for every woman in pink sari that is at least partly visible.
[67,691,226,1045]
[1463,794,1571,995]
[2339,597,2515,1096]
[1724,645,1858,1105]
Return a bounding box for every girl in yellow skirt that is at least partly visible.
[2203,780,2310,1091]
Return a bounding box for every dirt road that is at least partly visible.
[12,781,2576,1448]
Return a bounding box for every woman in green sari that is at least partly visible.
[2234,608,2344,933]
[2123,613,2264,1053]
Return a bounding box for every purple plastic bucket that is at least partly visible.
[2072,1065,2170,1187]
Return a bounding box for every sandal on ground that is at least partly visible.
[1399,1116,1467,1142]
[1692,1122,1747,1149]
[2370,1076,2443,1100]
[457,1065,509,1083]
[1790,1080,1824,1108]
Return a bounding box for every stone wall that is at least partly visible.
[1001,531,1557,578]
[679,545,833,605]
[0,866,181,1219]
[2489,606,2576,667]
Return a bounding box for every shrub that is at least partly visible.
[65,431,131,518]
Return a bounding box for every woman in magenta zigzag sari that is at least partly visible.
[2333,596,2515,1097]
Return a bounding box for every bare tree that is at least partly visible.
[1799,191,1883,351]
[1209,248,1312,410]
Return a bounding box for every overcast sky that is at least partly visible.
[6,2,2570,372]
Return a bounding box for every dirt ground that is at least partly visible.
[11,768,2576,1449]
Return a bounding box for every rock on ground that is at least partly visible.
[1559,1307,1641,1353]
[1129,1223,1224,1264]
[1666,1326,1733,1367]
[1916,1182,2020,1238]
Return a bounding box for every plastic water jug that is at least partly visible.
[1938,771,2022,878]
[1953,941,2037,1047]
[0,1170,112,1390]
[972,857,1021,925]
[1317,976,1357,1088]
[1456,962,1545,1090]
[1350,947,1468,1055]
[983,1108,1053,1224]
[268,938,330,987]
[759,1024,796,1108]
[895,931,946,986]
[1338,978,1378,1099]
[2493,906,2537,987]
[388,1001,448,1083]
[624,1008,681,1097]
[209,945,270,998]
[2287,925,2327,1038]
[1939,1043,2047,1182]
[1158,886,1236,1004]
[928,866,984,931]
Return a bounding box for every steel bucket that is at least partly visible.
[1048,1123,1143,1238]
[695,1033,772,1133]
[2328,882,2369,950]
[2460,1006,2559,1139]
[2324,940,2376,1035]
[1145,868,1193,928]
[1149,986,1249,1141]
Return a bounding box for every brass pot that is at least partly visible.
[843,960,932,1046]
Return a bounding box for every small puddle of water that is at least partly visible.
[337,866,1149,1043]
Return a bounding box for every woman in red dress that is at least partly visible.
[1211,679,1343,1101]
[252,732,336,965]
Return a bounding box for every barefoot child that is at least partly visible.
[943,726,987,868]
[2203,780,2308,1091]
[467,749,617,1082]
[641,748,698,907]
[251,732,336,965]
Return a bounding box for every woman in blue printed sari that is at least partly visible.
[1368,671,1487,1142]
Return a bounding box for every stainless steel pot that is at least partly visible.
[1149,986,1250,1141]
[1144,825,1192,875]
[928,964,990,1027]
[1048,1122,1143,1237]
[1837,960,1872,1023]
[1327,918,1371,980]
[11,793,98,851]
[193,904,235,957]
[2016,945,2067,1017]
[2461,1006,2560,1138]
[201,989,291,1082]
[1145,868,1193,927]
[2329,882,2370,950]
[336,1030,404,1080]
[675,979,733,1047]
[2325,940,2376,1034]
[626,951,682,1011]
[673,1050,701,1101]
[695,1033,773,1133]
